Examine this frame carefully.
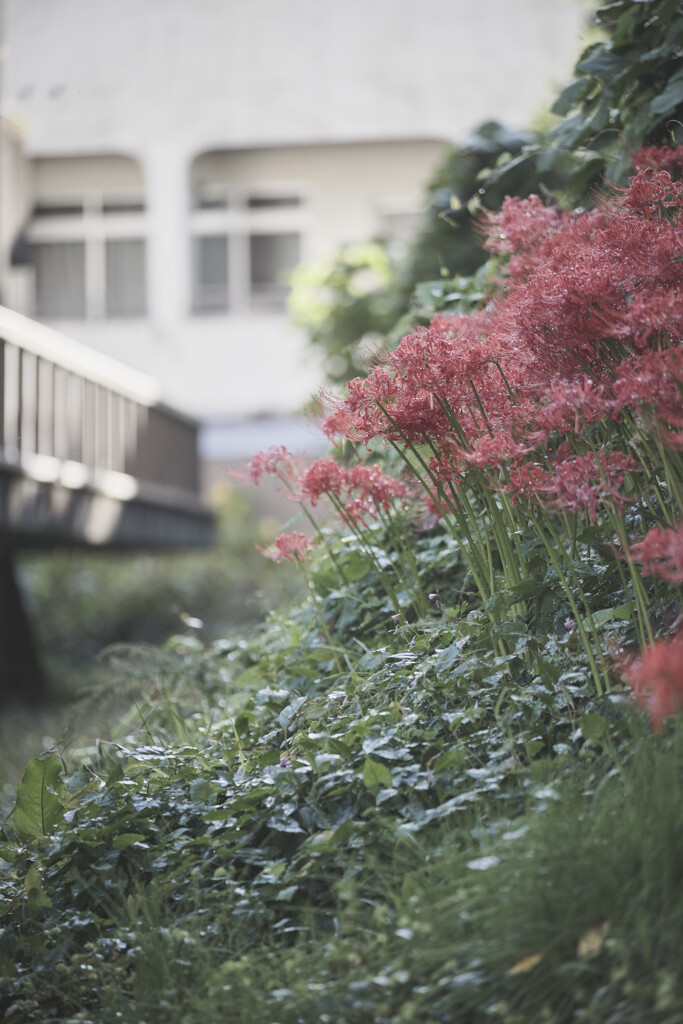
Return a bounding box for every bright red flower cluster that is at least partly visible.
[630,523,683,584]
[624,632,683,731]
[320,150,683,529]
[299,457,409,523]
[248,446,409,532]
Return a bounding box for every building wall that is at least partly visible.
[0,0,586,440]
[4,0,586,154]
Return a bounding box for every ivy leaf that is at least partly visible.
[432,748,467,773]
[13,756,66,838]
[581,604,631,631]
[362,757,392,795]
[112,833,147,850]
[580,713,608,744]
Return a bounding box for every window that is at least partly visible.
[34,241,86,319]
[105,238,146,317]
[28,194,147,320]
[193,235,228,313]
[250,232,300,310]
[190,188,305,314]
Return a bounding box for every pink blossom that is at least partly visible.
[258,531,313,564]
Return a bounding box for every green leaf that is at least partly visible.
[112,833,146,850]
[362,757,392,794]
[306,817,355,853]
[13,756,65,838]
[340,552,373,582]
[582,604,631,631]
[189,778,216,803]
[551,78,594,116]
[580,713,609,744]
[24,865,52,911]
[576,46,630,83]
[432,748,467,773]
[650,68,683,118]
[267,814,306,834]
[535,658,560,686]
[510,577,543,597]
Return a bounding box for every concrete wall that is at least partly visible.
[0,0,587,442]
[4,0,586,155]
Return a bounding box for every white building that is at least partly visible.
[0,0,585,467]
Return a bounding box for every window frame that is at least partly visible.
[190,184,309,315]
[27,190,148,321]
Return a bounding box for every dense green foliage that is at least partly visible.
[0,539,681,1021]
[489,0,683,203]
[2,3,683,1022]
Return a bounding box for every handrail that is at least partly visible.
[0,305,160,403]
[0,305,203,500]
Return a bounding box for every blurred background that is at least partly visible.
[0,0,589,802]
[0,0,586,469]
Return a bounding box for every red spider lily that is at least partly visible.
[247,446,297,486]
[598,287,683,349]
[258,531,313,564]
[613,349,683,429]
[326,155,683,470]
[531,378,615,439]
[624,631,683,731]
[505,452,637,520]
[422,492,452,522]
[630,522,683,584]
[542,451,637,521]
[618,168,683,219]
[480,193,560,263]
[299,457,408,522]
[298,456,345,504]
[632,146,683,177]
[465,431,529,470]
[428,444,468,486]
[505,462,552,503]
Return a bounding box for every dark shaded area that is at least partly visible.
[0,547,45,705]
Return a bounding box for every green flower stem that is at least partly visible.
[327,493,402,616]
[526,506,607,695]
[376,405,491,600]
[378,507,430,618]
[297,558,346,676]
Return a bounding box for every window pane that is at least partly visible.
[106,238,146,317]
[34,241,86,318]
[193,187,229,210]
[250,233,300,310]
[34,203,84,218]
[248,196,300,209]
[103,200,146,214]
[193,235,228,313]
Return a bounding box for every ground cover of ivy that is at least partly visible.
[1,523,681,1023]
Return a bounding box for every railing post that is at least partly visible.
[16,346,22,458]
[0,338,5,454]
[34,355,40,456]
